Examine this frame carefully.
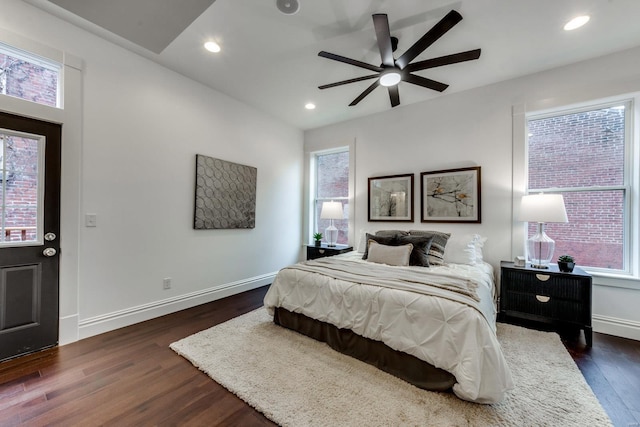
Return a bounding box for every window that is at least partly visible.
[0,42,61,108]
[312,148,349,245]
[526,101,632,273]
[1,130,43,245]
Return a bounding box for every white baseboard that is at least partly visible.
[59,313,79,345]
[593,314,640,341]
[76,273,276,341]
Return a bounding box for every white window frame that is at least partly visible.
[310,147,349,244]
[304,140,355,247]
[0,41,63,108]
[513,93,640,289]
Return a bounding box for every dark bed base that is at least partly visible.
[273,307,455,392]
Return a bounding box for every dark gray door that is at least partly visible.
[0,111,61,362]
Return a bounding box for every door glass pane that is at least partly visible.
[1,132,40,244]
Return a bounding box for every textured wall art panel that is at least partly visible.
[194,154,257,229]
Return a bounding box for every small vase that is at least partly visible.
[558,261,575,273]
[314,240,321,247]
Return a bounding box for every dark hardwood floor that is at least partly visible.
[1,285,639,426]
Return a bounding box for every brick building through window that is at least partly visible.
[1,43,60,243]
[314,149,349,245]
[527,104,627,270]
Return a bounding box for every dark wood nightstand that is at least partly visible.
[306,244,353,260]
[499,261,593,346]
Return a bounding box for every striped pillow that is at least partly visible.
[408,230,451,266]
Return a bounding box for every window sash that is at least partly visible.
[0,41,62,108]
[311,148,349,245]
[525,99,633,275]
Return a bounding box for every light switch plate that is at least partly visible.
[85,213,97,227]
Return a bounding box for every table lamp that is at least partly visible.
[320,201,343,247]
[518,193,568,269]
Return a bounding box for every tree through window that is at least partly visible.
[0,42,60,108]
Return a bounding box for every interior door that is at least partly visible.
[0,111,61,362]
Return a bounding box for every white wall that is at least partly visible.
[1,0,303,342]
[305,46,640,341]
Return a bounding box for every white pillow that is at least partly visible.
[366,241,413,266]
[443,234,486,265]
[474,235,488,263]
[357,229,375,253]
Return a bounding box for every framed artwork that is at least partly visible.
[194,154,257,229]
[368,173,414,222]
[420,166,481,223]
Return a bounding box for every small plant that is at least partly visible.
[313,232,323,241]
[558,254,574,263]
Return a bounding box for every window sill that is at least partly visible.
[586,270,640,290]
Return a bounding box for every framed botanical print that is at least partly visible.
[368,173,414,222]
[420,166,481,223]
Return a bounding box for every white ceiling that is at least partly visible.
[24,0,640,130]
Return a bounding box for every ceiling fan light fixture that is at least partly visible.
[318,10,479,107]
[564,15,590,31]
[379,69,401,87]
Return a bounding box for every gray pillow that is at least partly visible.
[375,229,409,237]
[397,235,434,267]
[366,241,413,266]
[408,230,451,266]
[362,233,398,259]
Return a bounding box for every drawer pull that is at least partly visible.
[535,295,550,303]
[318,250,325,254]
[535,274,550,282]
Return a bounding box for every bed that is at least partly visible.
[263,230,513,404]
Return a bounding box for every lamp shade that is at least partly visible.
[518,193,568,223]
[320,201,343,220]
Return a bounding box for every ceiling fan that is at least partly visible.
[318,10,481,107]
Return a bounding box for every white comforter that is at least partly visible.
[263,251,513,403]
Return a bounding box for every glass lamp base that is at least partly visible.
[325,225,338,247]
[527,223,555,269]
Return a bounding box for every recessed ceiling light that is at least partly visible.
[564,15,590,31]
[276,0,300,15]
[204,41,221,53]
[305,103,316,110]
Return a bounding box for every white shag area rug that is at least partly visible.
[170,308,611,427]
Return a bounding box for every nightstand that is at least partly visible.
[499,261,593,346]
[306,243,353,260]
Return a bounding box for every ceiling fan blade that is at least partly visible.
[405,49,481,72]
[403,73,449,92]
[395,10,463,69]
[349,80,380,106]
[373,14,395,67]
[388,85,400,107]
[318,74,379,90]
[319,51,383,73]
